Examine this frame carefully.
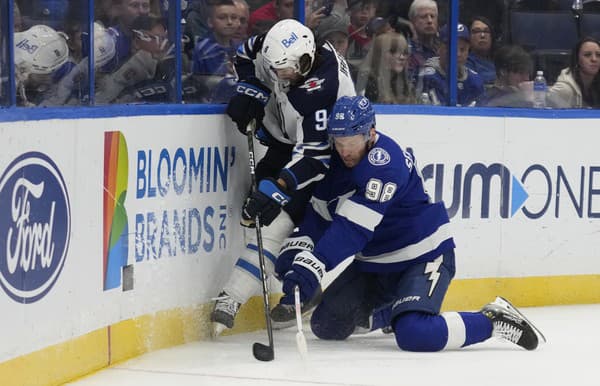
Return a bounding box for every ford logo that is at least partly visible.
[0,152,71,303]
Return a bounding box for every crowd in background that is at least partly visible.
[3,0,600,108]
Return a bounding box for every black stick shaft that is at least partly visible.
[246,120,275,355]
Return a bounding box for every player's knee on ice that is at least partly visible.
[393,312,449,352]
[310,304,357,340]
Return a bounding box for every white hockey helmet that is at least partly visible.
[93,22,117,67]
[14,24,69,76]
[262,19,316,77]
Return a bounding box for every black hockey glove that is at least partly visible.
[226,78,271,135]
[241,178,291,227]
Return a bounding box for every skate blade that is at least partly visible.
[496,296,547,344]
[212,322,228,338]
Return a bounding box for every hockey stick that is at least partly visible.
[246,119,275,362]
[294,285,308,360]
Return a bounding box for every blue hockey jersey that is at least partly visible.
[234,36,356,191]
[417,57,484,106]
[292,133,455,273]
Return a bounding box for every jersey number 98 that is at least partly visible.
[365,178,397,202]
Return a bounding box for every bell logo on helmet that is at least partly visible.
[16,39,39,54]
[281,32,299,48]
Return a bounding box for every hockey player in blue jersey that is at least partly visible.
[211,19,356,335]
[273,95,545,352]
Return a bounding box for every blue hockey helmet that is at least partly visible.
[327,96,376,138]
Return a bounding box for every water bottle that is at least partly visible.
[419,92,431,105]
[533,70,547,109]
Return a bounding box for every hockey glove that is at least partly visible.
[275,235,315,280]
[241,178,291,227]
[225,78,271,135]
[280,251,325,305]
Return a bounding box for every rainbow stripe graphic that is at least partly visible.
[103,131,129,290]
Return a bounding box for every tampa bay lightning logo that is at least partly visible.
[368,147,390,166]
[0,152,71,303]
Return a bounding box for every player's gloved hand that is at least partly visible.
[241,178,291,227]
[225,78,271,135]
[280,251,325,305]
[275,235,315,280]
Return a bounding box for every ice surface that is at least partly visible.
[67,304,600,386]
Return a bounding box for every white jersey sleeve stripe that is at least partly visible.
[296,173,326,190]
[336,199,383,232]
[355,222,451,263]
[310,197,333,221]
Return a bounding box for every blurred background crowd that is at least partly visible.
[1,0,599,108]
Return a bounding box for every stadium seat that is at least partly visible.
[510,11,578,50]
[581,13,600,37]
[531,49,572,84]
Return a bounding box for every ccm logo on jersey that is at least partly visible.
[299,77,325,92]
[281,32,298,48]
[236,84,269,104]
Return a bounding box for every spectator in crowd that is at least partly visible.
[248,0,328,36]
[184,0,212,43]
[233,0,250,45]
[406,0,440,81]
[14,24,70,106]
[364,16,395,39]
[248,0,293,35]
[346,0,377,67]
[315,8,357,78]
[356,31,415,104]
[95,15,174,103]
[101,0,152,73]
[459,0,507,45]
[42,22,118,105]
[466,16,496,87]
[417,23,484,106]
[476,44,533,107]
[189,0,241,102]
[548,36,600,108]
[192,0,239,76]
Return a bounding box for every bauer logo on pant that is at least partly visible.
[0,152,71,303]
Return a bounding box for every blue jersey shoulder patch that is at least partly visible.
[367,147,391,166]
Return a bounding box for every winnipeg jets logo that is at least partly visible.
[424,256,443,297]
[367,148,390,166]
[300,77,325,92]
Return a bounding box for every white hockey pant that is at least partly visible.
[223,211,294,304]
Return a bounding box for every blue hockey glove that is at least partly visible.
[241,178,291,227]
[275,235,315,280]
[280,251,325,305]
[225,78,271,135]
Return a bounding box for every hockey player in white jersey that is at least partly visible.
[273,95,546,352]
[211,18,356,335]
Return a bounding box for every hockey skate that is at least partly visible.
[481,296,546,350]
[211,291,241,337]
[270,286,323,329]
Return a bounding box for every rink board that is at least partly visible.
[0,112,599,386]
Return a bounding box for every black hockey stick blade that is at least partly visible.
[252,342,274,361]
